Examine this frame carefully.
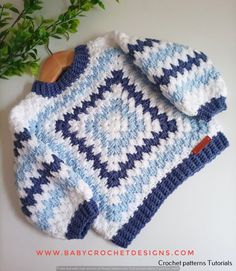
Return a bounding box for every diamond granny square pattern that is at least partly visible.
[55,70,177,188]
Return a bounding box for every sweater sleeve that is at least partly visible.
[117,33,227,121]
[10,122,98,239]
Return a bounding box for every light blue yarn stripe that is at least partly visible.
[16,147,91,231]
[15,148,86,230]
[34,168,86,231]
[105,120,209,222]
[138,43,185,74]
[85,98,145,156]
[16,120,196,226]
[32,143,102,230]
[17,115,209,228]
[35,183,66,231]
[27,48,123,136]
[17,48,122,170]
[16,136,106,230]
[16,144,47,183]
[30,126,201,228]
[170,67,220,103]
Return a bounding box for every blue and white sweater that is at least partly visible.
[9,31,229,247]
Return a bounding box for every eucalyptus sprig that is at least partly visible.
[0,0,118,79]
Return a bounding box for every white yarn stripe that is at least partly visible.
[166,59,213,95]
[169,77,226,116]
[134,42,196,78]
[9,93,51,134]
[70,85,161,170]
[93,125,221,239]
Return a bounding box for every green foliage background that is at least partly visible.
[0,0,118,79]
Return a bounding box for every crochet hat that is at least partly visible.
[9,31,229,247]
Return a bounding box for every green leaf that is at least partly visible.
[3,3,13,9]
[55,25,66,34]
[30,62,39,75]
[51,34,62,39]
[81,2,93,11]
[98,1,105,9]
[0,46,8,57]
[63,32,70,40]
[29,52,37,59]
[25,15,33,19]
[43,18,54,24]
[9,7,19,14]
[0,30,8,39]
[58,14,65,21]
[24,0,43,14]
[2,10,9,15]
[32,48,37,54]
[0,22,8,28]
[68,19,79,33]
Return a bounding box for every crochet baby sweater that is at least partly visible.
[10,31,229,248]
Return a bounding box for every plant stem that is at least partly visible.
[0,5,4,21]
[0,9,24,44]
[46,43,53,55]
[45,5,83,33]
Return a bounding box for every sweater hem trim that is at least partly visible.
[111,131,229,248]
[196,96,226,121]
[65,199,99,239]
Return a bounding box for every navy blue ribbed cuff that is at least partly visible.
[65,199,99,239]
[112,132,229,248]
[196,96,227,121]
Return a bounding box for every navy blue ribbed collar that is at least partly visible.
[31,44,90,98]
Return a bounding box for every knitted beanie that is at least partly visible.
[9,31,229,248]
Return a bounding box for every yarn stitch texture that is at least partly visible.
[9,31,229,248]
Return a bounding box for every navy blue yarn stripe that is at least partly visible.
[31,45,90,98]
[55,70,177,188]
[196,96,227,121]
[13,128,31,157]
[20,154,63,217]
[112,132,229,248]
[127,38,160,58]
[65,199,99,239]
[153,51,208,86]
